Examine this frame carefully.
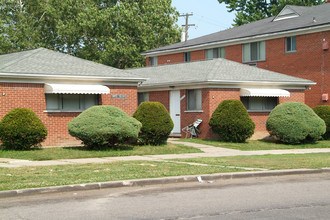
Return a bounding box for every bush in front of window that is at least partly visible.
[267,102,326,144]
[133,102,174,145]
[313,105,330,140]
[209,99,255,143]
[68,106,142,149]
[0,108,48,150]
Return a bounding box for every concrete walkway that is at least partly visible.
[1,139,330,168]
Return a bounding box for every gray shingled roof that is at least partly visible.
[142,4,330,55]
[0,48,143,80]
[129,58,314,87]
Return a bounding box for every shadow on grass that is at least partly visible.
[0,147,43,152]
[62,145,135,151]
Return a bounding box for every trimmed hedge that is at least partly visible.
[313,105,330,140]
[209,99,255,143]
[0,108,48,150]
[68,106,142,149]
[266,102,326,144]
[133,102,174,145]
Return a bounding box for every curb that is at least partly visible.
[1,168,330,198]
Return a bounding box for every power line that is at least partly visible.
[179,13,195,41]
[194,13,230,29]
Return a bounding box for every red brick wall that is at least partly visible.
[191,50,205,61]
[146,30,330,107]
[225,44,242,62]
[250,90,306,138]
[149,91,170,111]
[148,88,306,140]
[249,112,269,132]
[257,32,330,107]
[148,50,206,66]
[180,88,241,139]
[279,89,305,103]
[101,86,137,116]
[180,89,210,139]
[0,83,138,146]
[204,88,241,139]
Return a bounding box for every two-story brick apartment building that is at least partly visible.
[142,3,330,108]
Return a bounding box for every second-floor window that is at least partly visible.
[206,47,225,60]
[149,57,158,66]
[184,52,191,62]
[286,36,296,52]
[243,41,265,63]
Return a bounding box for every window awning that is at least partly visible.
[240,88,290,97]
[44,84,110,94]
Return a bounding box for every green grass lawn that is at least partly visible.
[174,153,330,170]
[177,138,330,151]
[0,161,243,191]
[1,153,329,191]
[0,143,201,161]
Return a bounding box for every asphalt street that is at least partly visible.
[1,173,330,220]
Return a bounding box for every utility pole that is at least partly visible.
[179,13,195,42]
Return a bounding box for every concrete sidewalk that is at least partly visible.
[1,139,330,168]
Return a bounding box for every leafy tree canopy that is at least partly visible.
[218,0,325,26]
[0,0,181,68]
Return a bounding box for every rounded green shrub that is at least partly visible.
[209,99,255,143]
[68,105,142,149]
[266,102,326,144]
[313,105,330,140]
[0,108,48,150]
[133,102,174,145]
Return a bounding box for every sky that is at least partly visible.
[171,0,236,40]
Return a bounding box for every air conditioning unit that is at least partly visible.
[322,41,329,51]
[322,93,328,102]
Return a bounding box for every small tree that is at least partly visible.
[267,102,326,144]
[209,99,255,142]
[133,102,174,145]
[0,108,48,150]
[313,105,330,140]
[68,106,142,149]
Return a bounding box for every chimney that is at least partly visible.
[181,32,186,42]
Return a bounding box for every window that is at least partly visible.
[184,52,191,62]
[243,41,265,62]
[149,57,158,66]
[241,97,278,111]
[187,89,202,111]
[46,94,98,111]
[138,92,149,105]
[206,47,225,60]
[286,36,296,52]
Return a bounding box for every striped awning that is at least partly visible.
[44,84,110,94]
[240,88,290,97]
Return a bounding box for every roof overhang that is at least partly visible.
[44,84,110,94]
[141,24,330,57]
[240,88,290,97]
[0,72,146,86]
[138,80,315,92]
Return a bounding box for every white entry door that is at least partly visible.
[170,90,181,134]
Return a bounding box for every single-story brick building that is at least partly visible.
[0,48,145,146]
[130,58,315,139]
